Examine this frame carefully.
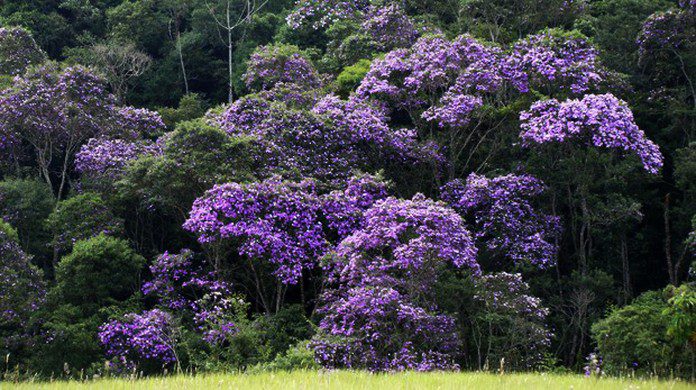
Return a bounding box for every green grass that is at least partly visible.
[4,371,694,390]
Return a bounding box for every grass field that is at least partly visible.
[4,370,694,390]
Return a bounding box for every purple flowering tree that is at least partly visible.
[0,27,46,76]
[98,309,180,372]
[287,0,370,30]
[504,29,604,95]
[519,93,663,174]
[243,44,322,92]
[637,1,695,111]
[441,173,560,268]
[184,174,390,313]
[0,226,45,361]
[312,194,479,371]
[361,4,419,50]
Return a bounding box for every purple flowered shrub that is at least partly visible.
[441,173,560,268]
[0,27,46,76]
[519,93,664,174]
[312,194,478,371]
[212,94,442,184]
[637,1,695,62]
[0,224,45,358]
[75,137,162,184]
[116,107,167,139]
[184,178,327,285]
[243,44,322,92]
[98,309,178,370]
[287,0,370,30]
[362,4,419,50]
[472,272,552,369]
[141,250,237,346]
[505,29,603,94]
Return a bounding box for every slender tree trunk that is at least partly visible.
[664,193,676,285]
[227,3,234,103]
[176,31,189,95]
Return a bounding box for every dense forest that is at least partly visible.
[0,0,694,380]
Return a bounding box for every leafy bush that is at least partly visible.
[592,289,695,378]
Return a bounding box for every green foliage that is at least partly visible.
[0,178,54,262]
[664,284,696,347]
[45,193,123,255]
[116,119,257,221]
[592,289,695,378]
[158,93,209,129]
[336,59,372,97]
[54,235,145,311]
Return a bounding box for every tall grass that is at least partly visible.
[6,370,694,390]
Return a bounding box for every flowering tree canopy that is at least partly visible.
[519,93,663,174]
[243,44,322,92]
[441,173,560,268]
[504,29,603,94]
[287,0,370,29]
[0,27,46,76]
[98,309,178,369]
[0,225,44,357]
[212,93,440,184]
[312,194,478,371]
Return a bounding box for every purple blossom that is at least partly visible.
[75,137,162,182]
[287,0,370,30]
[0,27,46,76]
[519,93,664,174]
[504,30,603,94]
[243,44,321,92]
[441,173,560,268]
[98,309,178,368]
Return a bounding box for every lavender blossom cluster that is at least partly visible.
[441,173,560,268]
[0,27,46,76]
[519,93,663,174]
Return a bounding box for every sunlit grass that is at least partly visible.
[5,370,694,390]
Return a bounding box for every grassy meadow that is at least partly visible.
[4,371,694,390]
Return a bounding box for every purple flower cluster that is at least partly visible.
[116,107,167,139]
[441,173,560,268]
[312,194,478,371]
[287,0,370,29]
[242,44,321,92]
[184,178,327,285]
[321,173,389,238]
[356,34,505,126]
[0,27,46,76]
[143,251,237,346]
[214,93,441,184]
[519,93,664,174]
[98,309,177,368]
[362,4,419,50]
[505,30,603,94]
[0,229,44,353]
[75,137,162,181]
